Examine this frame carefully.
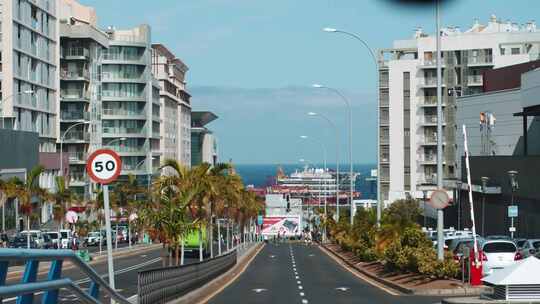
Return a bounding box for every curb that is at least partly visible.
[167,242,265,304]
[321,244,487,297]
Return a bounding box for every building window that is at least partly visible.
[500,48,505,55]
[511,47,520,55]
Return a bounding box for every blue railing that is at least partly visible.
[0,249,130,304]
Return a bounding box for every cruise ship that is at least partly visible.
[267,166,360,206]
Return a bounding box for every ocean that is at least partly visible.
[234,163,377,200]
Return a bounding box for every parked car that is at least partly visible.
[43,231,61,249]
[85,231,104,246]
[20,230,45,248]
[513,238,528,250]
[481,240,521,276]
[41,233,55,249]
[519,239,540,258]
[486,235,511,240]
[60,229,73,249]
[9,235,38,249]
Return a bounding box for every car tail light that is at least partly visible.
[481,252,488,261]
[515,252,523,261]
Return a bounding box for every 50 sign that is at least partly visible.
[86,149,122,184]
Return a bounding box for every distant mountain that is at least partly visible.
[189,85,377,165]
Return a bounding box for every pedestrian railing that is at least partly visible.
[0,248,130,304]
[138,249,237,304]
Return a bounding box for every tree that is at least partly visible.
[10,166,48,248]
[52,176,76,230]
[376,198,422,253]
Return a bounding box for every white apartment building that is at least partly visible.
[379,15,540,206]
[151,44,191,169]
[0,0,60,193]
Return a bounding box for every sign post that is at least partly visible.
[86,149,122,292]
[508,205,518,239]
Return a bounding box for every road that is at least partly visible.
[209,242,446,304]
[2,245,206,303]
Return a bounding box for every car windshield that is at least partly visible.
[532,241,540,249]
[483,242,516,253]
[47,233,59,239]
[61,232,68,238]
[517,240,527,247]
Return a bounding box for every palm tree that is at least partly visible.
[52,176,75,231]
[10,166,47,248]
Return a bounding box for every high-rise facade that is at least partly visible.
[378,16,540,205]
[0,0,59,192]
[101,25,160,184]
[151,44,191,170]
[58,0,108,197]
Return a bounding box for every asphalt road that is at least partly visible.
[2,245,205,303]
[209,242,446,304]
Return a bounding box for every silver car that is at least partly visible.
[519,239,540,258]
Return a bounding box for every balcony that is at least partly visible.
[102,90,146,101]
[101,53,146,65]
[68,152,87,163]
[102,108,146,119]
[61,91,90,102]
[69,172,88,186]
[379,135,389,145]
[102,127,147,136]
[418,96,439,107]
[103,145,146,154]
[62,47,90,59]
[419,154,437,165]
[422,133,438,145]
[468,55,493,66]
[418,174,437,186]
[60,69,90,81]
[467,74,483,86]
[420,115,445,126]
[419,77,446,88]
[61,111,89,121]
[101,72,146,83]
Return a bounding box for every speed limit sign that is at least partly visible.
[86,149,122,184]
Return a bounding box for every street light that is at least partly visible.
[508,170,519,239]
[312,84,353,225]
[59,121,90,177]
[308,111,339,232]
[104,137,127,148]
[480,176,489,236]
[322,27,380,229]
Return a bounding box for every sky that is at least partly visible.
[81,0,540,164]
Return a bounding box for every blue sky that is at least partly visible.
[81,0,539,164]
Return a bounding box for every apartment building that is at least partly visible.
[151,44,191,170]
[0,0,59,193]
[101,25,161,184]
[378,15,540,205]
[58,0,108,197]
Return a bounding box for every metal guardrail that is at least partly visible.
[138,249,237,304]
[0,248,130,304]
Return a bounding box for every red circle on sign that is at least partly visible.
[86,149,122,184]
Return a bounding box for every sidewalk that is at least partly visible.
[322,243,488,296]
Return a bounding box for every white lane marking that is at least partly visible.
[308,254,315,257]
[336,287,350,292]
[295,276,299,279]
[140,254,147,257]
[298,285,303,290]
[300,292,305,296]
[297,280,301,284]
[269,255,276,258]
[252,288,267,293]
[302,299,309,304]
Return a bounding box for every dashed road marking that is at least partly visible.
[252,288,268,293]
[302,299,309,304]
